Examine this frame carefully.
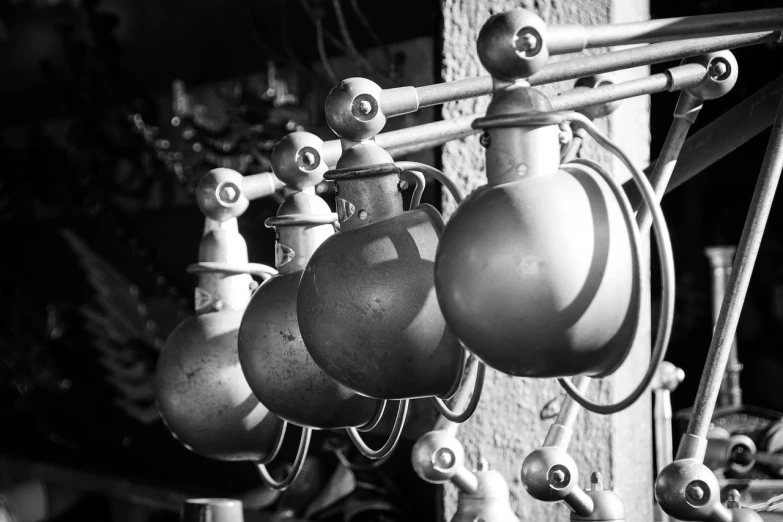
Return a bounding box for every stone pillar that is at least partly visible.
[439,0,653,520]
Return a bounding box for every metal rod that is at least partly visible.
[542,376,591,449]
[679,92,783,457]
[548,9,783,54]
[636,90,704,235]
[377,62,709,157]
[405,31,777,111]
[661,74,783,195]
[529,31,776,87]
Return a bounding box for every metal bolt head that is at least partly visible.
[433,448,456,470]
[550,469,566,485]
[219,185,238,203]
[517,32,538,53]
[479,132,491,148]
[685,482,705,503]
[358,100,373,115]
[709,59,729,81]
[301,151,316,166]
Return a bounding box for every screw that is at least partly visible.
[219,184,238,203]
[590,471,604,491]
[398,180,409,191]
[302,151,316,166]
[726,489,741,509]
[434,448,455,469]
[358,100,373,115]
[515,31,539,54]
[685,482,705,503]
[550,469,566,485]
[709,60,729,81]
[479,132,491,148]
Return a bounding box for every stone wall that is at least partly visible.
[438,0,653,520]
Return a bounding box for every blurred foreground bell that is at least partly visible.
[156,171,284,461]
[434,82,639,378]
[296,141,464,400]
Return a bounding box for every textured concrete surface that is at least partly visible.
[438,0,653,520]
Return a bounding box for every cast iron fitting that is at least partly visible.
[656,459,732,522]
[477,9,551,82]
[325,78,385,141]
[571,472,626,522]
[323,163,406,232]
[196,168,251,222]
[271,132,341,190]
[472,85,563,186]
[520,446,593,515]
[411,430,466,484]
[451,467,520,522]
[264,192,336,275]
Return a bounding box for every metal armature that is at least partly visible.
[163,5,783,520]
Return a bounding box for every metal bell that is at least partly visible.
[296,141,465,400]
[434,83,639,378]
[238,189,384,429]
[451,463,520,522]
[156,172,284,462]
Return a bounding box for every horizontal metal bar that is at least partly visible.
[409,31,777,110]
[528,31,777,87]
[548,8,783,54]
[377,62,711,158]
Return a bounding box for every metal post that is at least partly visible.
[547,8,783,53]
[705,246,743,407]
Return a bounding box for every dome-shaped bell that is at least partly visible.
[296,142,465,400]
[435,86,639,378]
[156,173,284,461]
[238,188,384,429]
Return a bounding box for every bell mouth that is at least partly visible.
[472,110,566,130]
[324,162,400,182]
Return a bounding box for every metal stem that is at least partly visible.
[654,388,673,522]
[548,8,783,53]
[402,31,776,110]
[636,91,703,236]
[659,74,783,196]
[543,376,591,449]
[679,92,783,457]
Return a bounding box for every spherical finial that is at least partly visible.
[573,75,621,120]
[324,78,387,141]
[476,9,550,82]
[521,447,580,501]
[411,430,466,484]
[195,168,250,222]
[652,361,685,392]
[271,132,329,191]
[682,50,738,101]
